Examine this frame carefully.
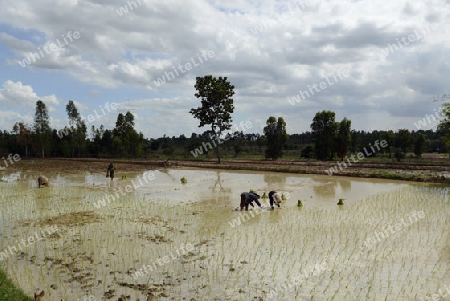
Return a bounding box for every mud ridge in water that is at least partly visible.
[1,170,449,300]
[23,211,103,227]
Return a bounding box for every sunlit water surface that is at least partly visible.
[0,169,449,300]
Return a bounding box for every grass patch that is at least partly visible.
[370,170,428,181]
[0,268,33,301]
[371,170,405,180]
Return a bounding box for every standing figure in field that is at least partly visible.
[107,162,115,180]
[240,192,262,211]
[37,175,49,188]
[268,190,281,209]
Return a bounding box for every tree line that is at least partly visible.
[1,100,144,158]
[0,76,448,162]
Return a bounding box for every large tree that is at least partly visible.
[414,133,426,158]
[311,110,338,160]
[381,130,395,159]
[12,122,31,158]
[263,116,288,160]
[437,98,450,154]
[113,111,143,157]
[190,75,235,163]
[34,100,51,158]
[66,100,80,126]
[233,131,248,157]
[65,100,87,157]
[336,117,351,161]
[395,129,412,153]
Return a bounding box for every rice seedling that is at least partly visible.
[0,173,449,300]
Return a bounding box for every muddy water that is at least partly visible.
[38,168,420,207]
[0,169,449,300]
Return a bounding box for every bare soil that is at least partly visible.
[6,157,450,183]
[2,160,449,300]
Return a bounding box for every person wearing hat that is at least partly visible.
[268,191,281,209]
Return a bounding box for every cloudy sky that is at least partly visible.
[0,0,449,139]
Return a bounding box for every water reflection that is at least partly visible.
[264,172,287,185]
[309,177,352,201]
[313,179,335,197]
[211,171,224,192]
[2,169,433,209]
[337,178,351,192]
[1,171,21,183]
[207,172,232,204]
[159,168,176,181]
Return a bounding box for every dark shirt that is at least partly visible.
[241,192,261,207]
[107,164,115,177]
[268,191,280,207]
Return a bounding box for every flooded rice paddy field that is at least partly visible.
[0,168,450,300]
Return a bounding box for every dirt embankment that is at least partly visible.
[172,159,450,183]
[6,158,450,184]
[4,158,156,176]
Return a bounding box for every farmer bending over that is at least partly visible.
[37,175,49,188]
[240,192,262,211]
[268,191,281,209]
